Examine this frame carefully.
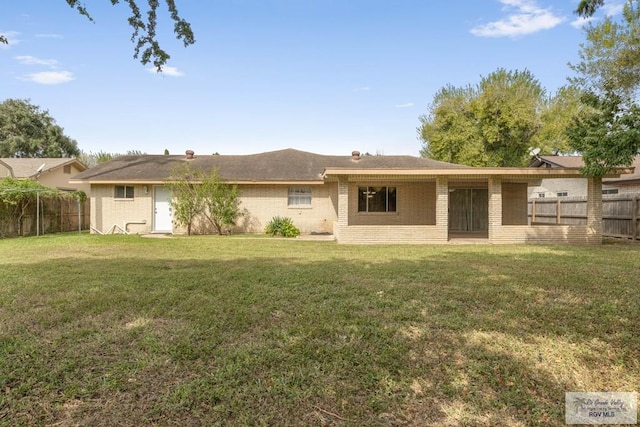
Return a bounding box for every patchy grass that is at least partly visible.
[0,235,638,426]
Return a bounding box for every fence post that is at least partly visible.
[532,199,536,223]
[556,199,561,224]
[633,196,638,241]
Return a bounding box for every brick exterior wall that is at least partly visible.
[90,184,153,234]
[502,183,528,225]
[90,183,338,235]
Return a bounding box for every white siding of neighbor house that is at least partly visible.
[528,178,588,199]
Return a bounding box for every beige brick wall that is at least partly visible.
[490,225,601,244]
[234,183,337,234]
[90,184,153,234]
[91,183,338,235]
[334,225,447,244]
[502,183,528,225]
[347,182,436,226]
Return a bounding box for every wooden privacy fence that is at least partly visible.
[0,198,90,238]
[528,194,640,240]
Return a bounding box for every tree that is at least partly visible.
[568,1,640,175]
[0,99,80,158]
[200,169,242,235]
[166,164,242,235]
[576,0,605,17]
[1,1,194,71]
[567,91,640,177]
[166,163,204,236]
[419,69,573,167]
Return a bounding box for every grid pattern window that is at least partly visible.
[288,186,312,206]
[358,186,397,213]
[537,192,546,198]
[556,191,568,197]
[115,185,134,199]
[602,188,619,195]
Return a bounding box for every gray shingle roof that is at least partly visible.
[72,148,465,182]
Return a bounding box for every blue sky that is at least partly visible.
[0,0,626,157]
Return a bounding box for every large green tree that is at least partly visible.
[1,1,194,71]
[419,69,575,167]
[568,0,640,176]
[0,99,80,158]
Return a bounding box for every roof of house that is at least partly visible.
[0,157,86,178]
[530,155,639,184]
[71,148,467,183]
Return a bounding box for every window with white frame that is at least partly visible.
[288,186,312,206]
[556,191,568,197]
[537,192,546,198]
[358,186,397,212]
[602,188,619,195]
[114,185,134,199]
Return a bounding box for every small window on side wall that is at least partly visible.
[288,186,312,206]
[556,191,568,197]
[115,185,134,199]
[63,165,71,174]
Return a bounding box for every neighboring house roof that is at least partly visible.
[529,155,639,184]
[71,149,467,184]
[0,157,86,178]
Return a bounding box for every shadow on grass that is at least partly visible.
[0,240,638,426]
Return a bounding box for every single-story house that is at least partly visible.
[70,149,634,244]
[528,155,640,198]
[0,157,89,193]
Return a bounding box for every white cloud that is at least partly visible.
[0,31,21,48]
[20,71,75,85]
[15,55,58,67]
[353,86,371,92]
[471,0,564,37]
[35,33,64,39]
[147,65,185,77]
[395,102,415,108]
[571,16,594,29]
[603,2,625,16]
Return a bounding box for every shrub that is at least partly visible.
[265,216,300,238]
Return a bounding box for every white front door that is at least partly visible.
[154,186,173,232]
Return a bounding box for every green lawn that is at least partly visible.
[0,235,638,426]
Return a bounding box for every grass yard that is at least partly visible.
[0,235,638,426]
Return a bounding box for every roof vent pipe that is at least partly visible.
[185,150,195,160]
[351,150,360,160]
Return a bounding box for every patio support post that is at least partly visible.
[435,177,449,241]
[488,177,502,242]
[336,177,349,238]
[586,177,603,244]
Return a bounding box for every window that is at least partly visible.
[288,186,312,206]
[556,191,568,197]
[358,186,396,212]
[115,185,134,199]
[602,188,619,195]
[63,165,71,174]
[537,192,546,198]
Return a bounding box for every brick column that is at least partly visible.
[488,177,502,242]
[435,177,449,241]
[337,177,349,227]
[586,177,603,244]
